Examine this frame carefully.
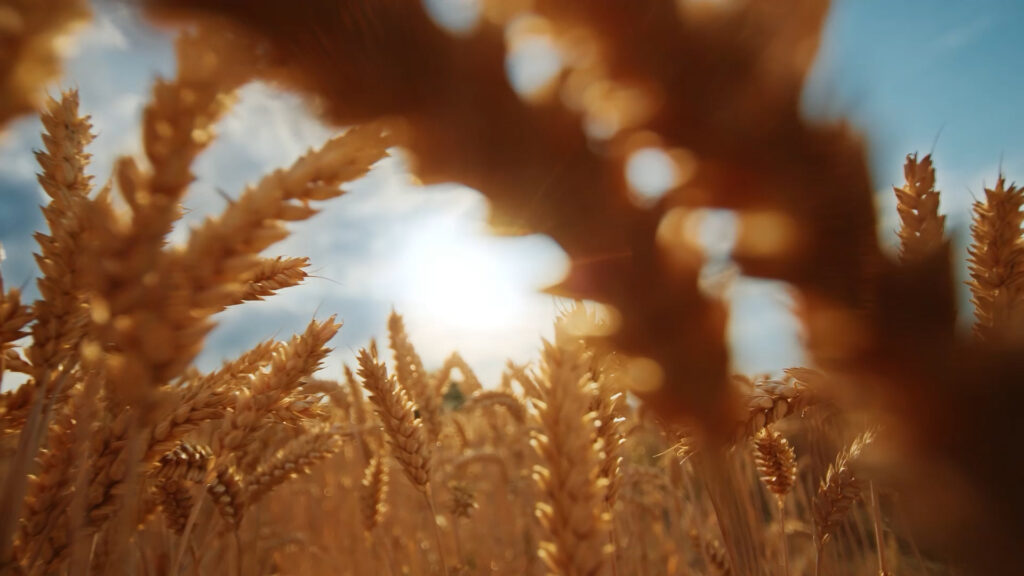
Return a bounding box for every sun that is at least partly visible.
[393,207,568,335]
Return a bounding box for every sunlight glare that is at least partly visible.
[395,206,569,334]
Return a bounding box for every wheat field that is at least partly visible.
[1,1,1022,575]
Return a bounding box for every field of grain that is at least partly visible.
[1,1,1022,575]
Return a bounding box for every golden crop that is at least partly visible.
[1,1,1021,575]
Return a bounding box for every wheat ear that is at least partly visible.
[210,317,339,459]
[894,153,946,262]
[357,343,448,575]
[236,256,309,303]
[356,343,431,491]
[151,444,212,535]
[0,90,93,566]
[0,280,32,407]
[387,311,441,438]
[207,466,245,527]
[753,426,797,576]
[28,91,94,381]
[967,175,1024,342]
[814,429,875,575]
[245,425,342,506]
[145,341,278,463]
[531,338,611,576]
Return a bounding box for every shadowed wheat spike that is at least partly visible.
[531,336,611,576]
[968,175,1024,342]
[753,427,797,501]
[814,429,876,573]
[357,344,431,492]
[894,153,946,262]
[754,426,797,576]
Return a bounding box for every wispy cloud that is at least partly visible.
[63,11,129,57]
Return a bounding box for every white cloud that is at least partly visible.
[61,11,129,58]
[727,278,804,374]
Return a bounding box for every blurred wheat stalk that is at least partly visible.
[2,0,1023,575]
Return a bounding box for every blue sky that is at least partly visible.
[1,0,1022,387]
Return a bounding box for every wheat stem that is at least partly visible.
[172,473,210,576]
[869,482,889,576]
[778,499,789,576]
[424,489,450,576]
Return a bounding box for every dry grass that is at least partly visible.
[0,1,1022,574]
